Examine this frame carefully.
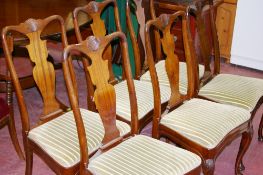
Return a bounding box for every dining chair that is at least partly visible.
[62,31,202,175]
[2,15,131,175]
[127,0,205,96]
[145,11,252,175]
[73,0,171,133]
[187,0,263,141]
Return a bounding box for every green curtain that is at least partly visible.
[96,0,138,77]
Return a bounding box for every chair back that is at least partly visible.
[73,0,121,42]
[62,31,136,173]
[189,0,221,84]
[73,0,121,75]
[150,0,221,88]
[73,0,122,111]
[145,11,196,134]
[2,15,69,135]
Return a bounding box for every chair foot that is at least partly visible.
[7,115,24,160]
[258,136,263,142]
[239,161,245,171]
[202,159,215,175]
[235,126,253,175]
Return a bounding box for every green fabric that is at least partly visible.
[96,0,138,77]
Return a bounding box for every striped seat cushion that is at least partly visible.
[115,80,170,121]
[28,108,130,168]
[199,74,263,112]
[161,98,250,149]
[140,60,205,94]
[88,135,201,175]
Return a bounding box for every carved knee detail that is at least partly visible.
[202,159,215,175]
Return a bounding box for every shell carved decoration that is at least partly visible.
[25,18,40,32]
[87,1,99,13]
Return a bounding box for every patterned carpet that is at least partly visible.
[0,62,262,174]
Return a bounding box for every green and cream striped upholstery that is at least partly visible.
[199,74,263,112]
[88,135,201,175]
[161,98,250,149]
[115,80,170,121]
[140,60,205,94]
[28,109,130,168]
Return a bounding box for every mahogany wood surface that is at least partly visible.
[0,0,91,36]
[145,10,252,175]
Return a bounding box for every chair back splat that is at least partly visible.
[145,11,195,113]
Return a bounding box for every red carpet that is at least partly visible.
[0,62,262,174]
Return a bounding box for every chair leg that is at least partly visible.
[5,77,24,160]
[25,146,33,175]
[202,159,215,175]
[258,114,263,142]
[235,126,253,175]
[7,115,24,160]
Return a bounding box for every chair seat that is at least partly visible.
[28,108,130,168]
[140,60,205,94]
[160,98,250,149]
[0,97,9,119]
[199,74,263,112]
[115,80,170,122]
[88,135,201,175]
[0,57,32,78]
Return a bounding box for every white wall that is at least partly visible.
[231,0,263,71]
